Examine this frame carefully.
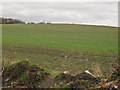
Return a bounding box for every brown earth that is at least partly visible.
[2,57,120,89]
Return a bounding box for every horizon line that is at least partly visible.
[1,17,118,27]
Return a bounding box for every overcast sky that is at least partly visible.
[1,2,118,26]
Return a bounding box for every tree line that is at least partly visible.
[0,17,25,24]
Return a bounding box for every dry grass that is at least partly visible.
[93,65,103,78]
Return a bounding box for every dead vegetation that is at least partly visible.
[94,57,120,89]
[2,57,120,89]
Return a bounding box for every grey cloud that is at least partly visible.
[1,2,118,26]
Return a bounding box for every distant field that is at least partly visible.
[2,24,118,77]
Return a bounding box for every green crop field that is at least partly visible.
[2,24,118,77]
